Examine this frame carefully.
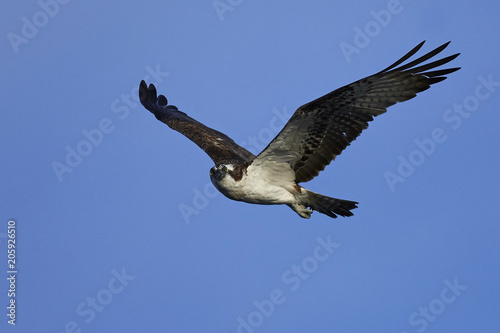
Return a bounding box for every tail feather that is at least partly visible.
[306,191,358,218]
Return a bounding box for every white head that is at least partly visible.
[209,164,234,182]
[209,164,239,197]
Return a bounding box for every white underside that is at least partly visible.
[212,161,301,205]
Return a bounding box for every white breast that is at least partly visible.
[213,161,298,205]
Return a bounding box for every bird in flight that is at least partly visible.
[139,41,460,219]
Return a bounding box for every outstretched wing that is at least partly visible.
[139,81,255,165]
[254,41,460,183]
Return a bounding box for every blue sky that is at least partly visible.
[1,0,499,332]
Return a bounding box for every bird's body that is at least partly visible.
[139,41,460,219]
[211,163,297,205]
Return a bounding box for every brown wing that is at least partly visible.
[254,41,460,183]
[139,81,255,165]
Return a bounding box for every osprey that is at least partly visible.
[139,41,459,219]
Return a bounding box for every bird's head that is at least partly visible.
[209,164,232,182]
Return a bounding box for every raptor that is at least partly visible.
[139,41,460,219]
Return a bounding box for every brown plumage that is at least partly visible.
[139,82,255,165]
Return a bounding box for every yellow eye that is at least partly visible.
[223,166,228,172]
